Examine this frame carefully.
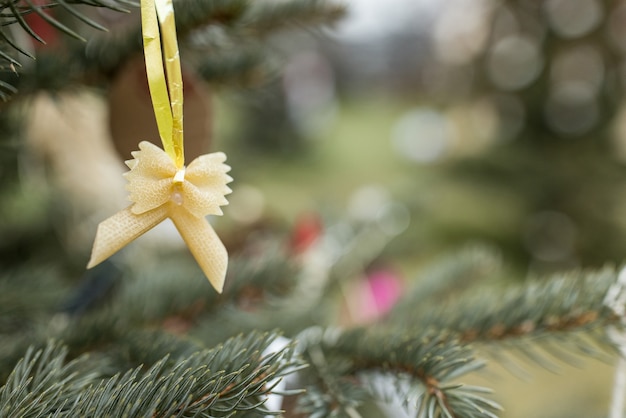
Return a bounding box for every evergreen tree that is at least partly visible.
[1,0,626,417]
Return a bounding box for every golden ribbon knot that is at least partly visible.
[88,141,233,292]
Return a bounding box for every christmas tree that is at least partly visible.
[1,0,626,417]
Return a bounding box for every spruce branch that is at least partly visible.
[0,0,131,61]
[240,0,346,36]
[0,0,345,97]
[413,267,619,360]
[296,328,367,418]
[384,259,622,377]
[1,333,303,417]
[63,331,304,417]
[334,328,499,418]
[173,0,247,35]
[0,341,101,418]
[293,263,626,416]
[0,248,308,380]
[296,326,501,418]
[79,0,248,77]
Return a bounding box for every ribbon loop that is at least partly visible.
[141,0,184,168]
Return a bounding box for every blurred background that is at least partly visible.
[223,0,626,272]
[216,0,626,416]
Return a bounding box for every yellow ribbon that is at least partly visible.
[141,0,184,168]
[87,0,232,292]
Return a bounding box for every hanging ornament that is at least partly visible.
[87,0,232,292]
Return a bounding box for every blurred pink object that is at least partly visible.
[369,270,403,313]
[351,268,403,323]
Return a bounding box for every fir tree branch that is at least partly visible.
[0,0,345,95]
[79,0,248,78]
[0,0,131,63]
[293,262,624,416]
[296,326,501,418]
[0,248,307,381]
[63,331,304,417]
[386,263,621,375]
[295,328,368,417]
[415,267,619,353]
[22,0,86,42]
[0,341,101,417]
[1,333,303,417]
[240,0,346,36]
[174,0,247,35]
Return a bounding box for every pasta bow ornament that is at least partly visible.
[87,0,232,292]
[87,142,232,292]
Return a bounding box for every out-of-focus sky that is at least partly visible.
[338,0,441,40]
